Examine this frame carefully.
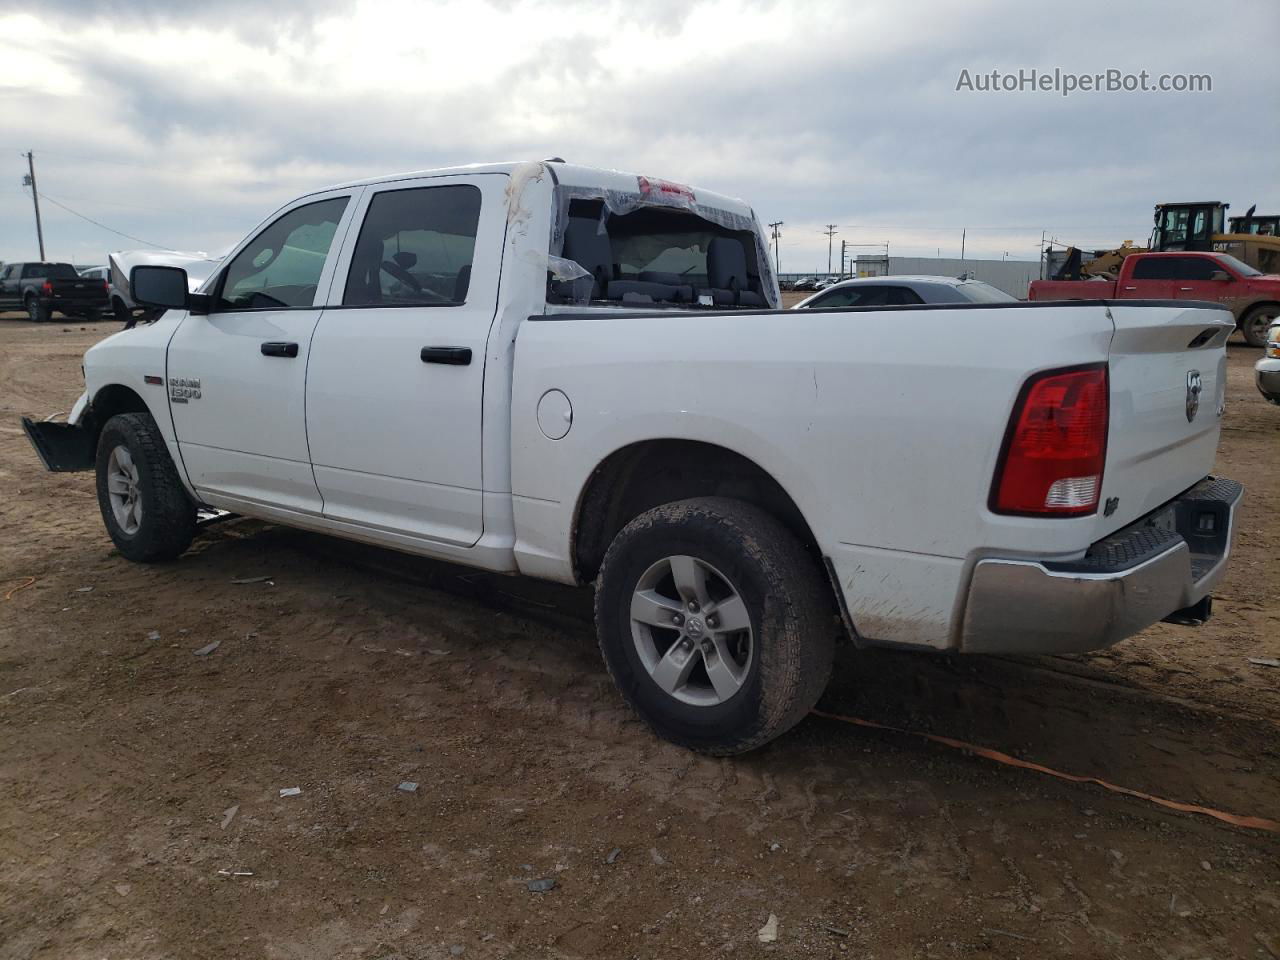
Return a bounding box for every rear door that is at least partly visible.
[304,173,507,547]
[1121,257,1178,298]
[166,190,359,514]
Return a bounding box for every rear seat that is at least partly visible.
[557,217,757,306]
[608,270,694,303]
[706,237,764,306]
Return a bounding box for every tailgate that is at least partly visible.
[51,277,107,302]
[1096,302,1234,538]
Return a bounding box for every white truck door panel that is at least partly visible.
[167,190,358,513]
[305,174,507,547]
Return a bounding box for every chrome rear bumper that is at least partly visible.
[960,477,1243,654]
[1256,357,1280,404]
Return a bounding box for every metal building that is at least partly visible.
[852,255,1039,299]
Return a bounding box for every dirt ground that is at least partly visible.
[1,316,1277,960]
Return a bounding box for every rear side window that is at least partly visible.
[216,196,349,311]
[1131,258,1172,280]
[343,185,481,306]
[809,285,922,308]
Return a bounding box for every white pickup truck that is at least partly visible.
[22,160,1243,754]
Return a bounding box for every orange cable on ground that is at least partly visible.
[811,709,1279,833]
[2,577,36,602]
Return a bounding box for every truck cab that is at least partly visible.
[1030,250,1280,347]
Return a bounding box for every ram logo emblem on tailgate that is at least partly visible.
[1185,370,1202,422]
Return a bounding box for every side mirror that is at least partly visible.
[1210,269,1230,281]
[131,265,190,310]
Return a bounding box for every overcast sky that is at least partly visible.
[2,0,1277,272]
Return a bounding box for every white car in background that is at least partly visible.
[794,274,1017,308]
[1257,321,1280,404]
[108,250,222,325]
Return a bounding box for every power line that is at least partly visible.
[29,189,170,249]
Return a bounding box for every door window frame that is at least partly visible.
[206,187,364,313]
[322,172,508,313]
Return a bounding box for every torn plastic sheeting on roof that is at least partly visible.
[521,250,592,283]
[522,249,593,306]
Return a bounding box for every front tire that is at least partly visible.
[1240,304,1278,349]
[595,497,836,755]
[95,412,196,562]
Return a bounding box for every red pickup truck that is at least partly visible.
[1029,251,1280,347]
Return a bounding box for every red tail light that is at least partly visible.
[102,280,110,293]
[41,281,53,295]
[991,364,1109,516]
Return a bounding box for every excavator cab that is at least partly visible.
[1229,209,1280,237]
[1150,201,1228,252]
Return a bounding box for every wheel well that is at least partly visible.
[89,384,151,444]
[1241,300,1280,320]
[572,440,822,583]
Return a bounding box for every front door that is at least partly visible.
[305,174,507,546]
[1170,255,1232,305]
[167,190,359,514]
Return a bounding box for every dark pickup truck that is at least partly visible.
[0,261,110,322]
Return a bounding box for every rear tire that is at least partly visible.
[1240,304,1278,349]
[25,297,48,323]
[95,412,196,562]
[594,496,836,755]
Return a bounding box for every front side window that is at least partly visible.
[217,196,349,310]
[343,185,481,306]
[1168,257,1219,281]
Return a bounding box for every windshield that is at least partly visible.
[958,280,1017,302]
[23,262,78,279]
[1216,253,1262,277]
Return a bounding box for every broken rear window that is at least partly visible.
[548,196,772,309]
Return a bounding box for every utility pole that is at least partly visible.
[840,239,847,276]
[768,221,783,275]
[23,151,45,260]
[960,227,966,262]
[824,224,837,275]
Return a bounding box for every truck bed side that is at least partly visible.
[509,299,1232,650]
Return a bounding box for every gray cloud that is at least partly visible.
[2,0,1277,269]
